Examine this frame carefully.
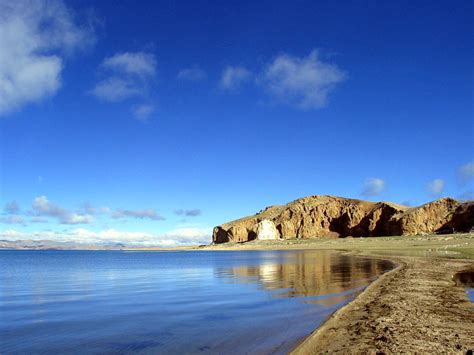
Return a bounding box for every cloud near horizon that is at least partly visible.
[0,0,94,116]
[361,178,385,197]
[0,227,211,246]
[174,209,202,217]
[111,208,165,221]
[32,196,94,225]
[1,197,168,226]
[0,215,26,225]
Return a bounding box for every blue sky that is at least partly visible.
[0,0,473,245]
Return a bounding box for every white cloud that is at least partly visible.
[361,178,385,197]
[102,52,156,78]
[33,195,63,215]
[65,214,94,224]
[111,208,165,221]
[0,0,94,115]
[10,197,168,224]
[220,66,252,91]
[79,203,111,216]
[458,161,474,183]
[90,52,157,110]
[0,227,212,246]
[261,50,345,109]
[90,77,141,102]
[32,195,93,224]
[132,104,155,121]
[177,67,207,81]
[426,179,445,196]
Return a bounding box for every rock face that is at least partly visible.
[255,219,279,240]
[212,195,474,243]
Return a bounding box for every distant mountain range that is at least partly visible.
[0,240,126,250]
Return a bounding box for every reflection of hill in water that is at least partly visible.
[216,251,394,305]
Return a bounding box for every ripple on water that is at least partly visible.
[0,250,394,354]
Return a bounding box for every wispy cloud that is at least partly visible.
[174,209,202,217]
[5,197,167,225]
[0,215,26,225]
[32,196,93,225]
[177,66,207,81]
[90,51,156,103]
[458,161,474,184]
[0,227,211,246]
[80,202,110,215]
[111,208,165,221]
[261,50,346,109]
[4,201,20,214]
[361,178,385,197]
[220,66,252,91]
[102,52,156,78]
[426,178,445,196]
[458,190,474,201]
[0,0,95,116]
[90,77,141,102]
[30,217,49,224]
[131,104,155,122]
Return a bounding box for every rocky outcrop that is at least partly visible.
[255,220,279,240]
[212,195,474,243]
[392,198,461,235]
[441,201,474,233]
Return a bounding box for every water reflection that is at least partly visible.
[0,250,395,355]
[453,270,474,303]
[216,251,394,305]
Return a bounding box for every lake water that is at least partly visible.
[467,289,474,303]
[0,250,394,354]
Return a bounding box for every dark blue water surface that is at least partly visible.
[0,250,394,354]
[467,289,474,303]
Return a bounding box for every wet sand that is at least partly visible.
[292,255,474,354]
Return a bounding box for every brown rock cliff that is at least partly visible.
[212,195,473,243]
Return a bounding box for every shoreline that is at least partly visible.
[291,253,474,353]
[187,234,474,353]
[291,255,405,353]
[3,235,473,352]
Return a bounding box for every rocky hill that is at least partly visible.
[212,196,474,243]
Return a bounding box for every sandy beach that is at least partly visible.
[292,255,474,353]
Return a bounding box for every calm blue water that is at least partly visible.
[0,250,394,354]
[467,289,474,303]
